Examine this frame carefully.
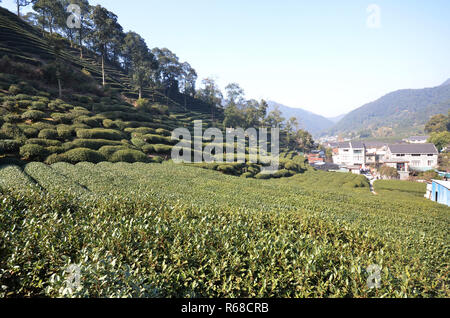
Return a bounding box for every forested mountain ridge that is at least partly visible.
[267,101,335,136]
[327,80,450,138]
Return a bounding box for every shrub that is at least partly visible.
[142,144,154,154]
[241,172,254,178]
[20,144,48,161]
[57,125,75,139]
[8,84,21,95]
[152,144,173,155]
[44,153,64,165]
[38,129,58,139]
[98,146,128,159]
[29,101,47,111]
[131,138,147,149]
[60,148,106,164]
[23,127,39,138]
[0,140,21,153]
[255,172,272,180]
[73,116,99,127]
[135,98,151,111]
[46,146,65,154]
[1,123,22,138]
[51,113,74,124]
[155,128,171,136]
[217,164,237,175]
[31,122,55,131]
[26,139,61,147]
[64,139,123,150]
[4,114,21,123]
[21,110,46,121]
[76,128,124,140]
[143,134,171,144]
[273,169,293,178]
[110,149,148,163]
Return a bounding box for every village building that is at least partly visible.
[425,180,450,206]
[332,141,366,167]
[403,136,430,144]
[384,143,438,172]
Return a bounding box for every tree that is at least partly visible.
[15,0,33,17]
[152,48,183,95]
[32,0,65,35]
[295,129,314,152]
[428,131,450,152]
[122,32,158,99]
[196,78,223,123]
[225,83,245,108]
[90,5,122,86]
[265,106,285,128]
[425,113,449,133]
[180,62,197,110]
[46,34,65,98]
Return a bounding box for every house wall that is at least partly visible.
[332,147,365,166]
[432,182,450,206]
[385,150,438,170]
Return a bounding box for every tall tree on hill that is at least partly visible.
[180,62,197,110]
[152,48,183,95]
[123,32,158,99]
[90,5,122,86]
[15,0,33,17]
[225,83,245,108]
[196,78,223,123]
[59,0,91,58]
[32,0,64,35]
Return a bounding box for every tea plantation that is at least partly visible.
[0,161,448,297]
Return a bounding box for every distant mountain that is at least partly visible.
[441,78,450,86]
[267,101,334,136]
[327,114,347,124]
[327,82,450,137]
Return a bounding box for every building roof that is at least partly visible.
[334,141,365,149]
[364,141,388,148]
[408,136,429,141]
[388,143,438,154]
[432,180,450,190]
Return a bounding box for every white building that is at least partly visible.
[384,143,438,172]
[332,141,366,167]
[403,136,430,144]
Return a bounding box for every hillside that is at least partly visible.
[267,101,335,136]
[0,7,225,168]
[327,80,450,137]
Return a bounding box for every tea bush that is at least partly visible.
[109,149,148,163]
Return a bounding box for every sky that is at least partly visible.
[2,0,450,117]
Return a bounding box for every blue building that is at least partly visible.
[429,180,450,207]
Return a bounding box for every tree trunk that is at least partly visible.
[101,54,105,87]
[139,87,142,100]
[17,4,20,17]
[57,75,62,98]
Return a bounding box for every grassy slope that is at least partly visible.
[0,162,448,297]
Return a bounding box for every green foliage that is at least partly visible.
[26,138,61,147]
[109,149,148,163]
[19,144,48,161]
[151,144,173,155]
[60,148,106,164]
[38,129,58,140]
[374,180,427,198]
[380,166,400,179]
[428,131,450,152]
[21,110,46,121]
[0,140,22,154]
[76,128,124,140]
